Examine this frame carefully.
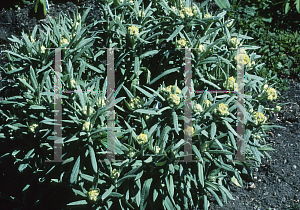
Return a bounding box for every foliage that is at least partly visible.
[0,0,284,209]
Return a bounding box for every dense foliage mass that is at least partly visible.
[1,0,294,209]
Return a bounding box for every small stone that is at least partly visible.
[278,134,281,137]
[293,165,297,170]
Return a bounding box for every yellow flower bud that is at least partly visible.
[137,133,148,145]
[88,189,99,201]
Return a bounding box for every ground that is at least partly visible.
[0,0,299,209]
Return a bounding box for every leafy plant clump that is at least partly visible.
[0,0,284,209]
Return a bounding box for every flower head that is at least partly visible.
[138,10,145,17]
[137,133,148,145]
[179,7,194,18]
[253,112,267,125]
[197,44,205,53]
[266,87,277,100]
[214,103,229,116]
[129,96,143,110]
[176,38,189,48]
[230,37,241,48]
[40,45,46,53]
[82,121,91,132]
[153,146,160,154]
[29,123,38,133]
[193,104,203,114]
[82,106,95,117]
[128,26,139,36]
[204,14,211,18]
[96,97,106,108]
[184,126,194,136]
[226,19,234,27]
[70,79,76,88]
[167,94,181,107]
[88,189,99,201]
[203,99,212,109]
[235,53,251,67]
[166,85,181,95]
[223,77,236,90]
[111,169,120,180]
[127,148,136,158]
[26,35,35,43]
[61,38,69,46]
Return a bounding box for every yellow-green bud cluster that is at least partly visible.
[29,122,38,133]
[128,25,139,36]
[184,126,194,136]
[88,189,99,202]
[61,38,69,46]
[127,148,136,158]
[223,77,238,91]
[111,169,120,180]
[193,103,203,114]
[137,133,148,145]
[203,99,212,109]
[82,121,91,132]
[252,112,267,125]
[129,96,143,110]
[214,103,229,116]
[176,38,189,49]
[266,87,277,101]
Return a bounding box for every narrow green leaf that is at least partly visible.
[17,78,35,92]
[102,185,115,200]
[88,145,97,174]
[134,56,140,75]
[197,162,204,188]
[149,67,180,85]
[141,178,152,209]
[166,25,184,42]
[70,156,80,184]
[172,111,179,135]
[67,200,88,205]
[132,85,153,98]
[210,122,216,139]
[207,186,223,207]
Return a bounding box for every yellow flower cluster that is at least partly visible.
[230,37,241,48]
[70,79,76,88]
[192,6,197,15]
[96,97,106,108]
[82,106,95,116]
[176,38,189,48]
[128,26,139,36]
[197,44,205,53]
[203,99,212,109]
[29,123,38,133]
[127,148,136,158]
[111,169,120,180]
[137,133,148,144]
[153,145,160,154]
[179,7,194,19]
[235,52,251,67]
[226,19,234,27]
[61,38,69,46]
[129,96,143,110]
[40,45,46,53]
[26,35,35,43]
[266,87,277,100]
[82,121,90,132]
[253,112,267,125]
[204,14,211,18]
[167,94,181,107]
[223,77,238,91]
[193,103,203,114]
[276,105,281,111]
[138,10,145,17]
[184,126,195,136]
[88,189,99,202]
[165,85,181,95]
[214,103,229,116]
